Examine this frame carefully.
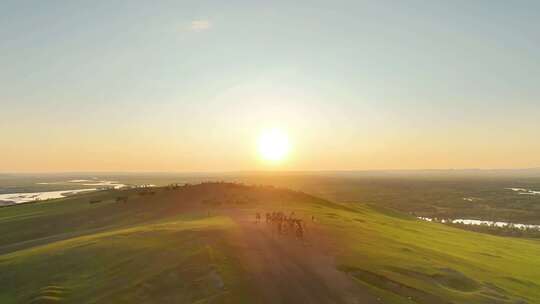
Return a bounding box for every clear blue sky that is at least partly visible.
[1,1,539,171]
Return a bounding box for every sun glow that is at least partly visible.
[258,129,290,162]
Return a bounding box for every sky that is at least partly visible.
[1,0,539,172]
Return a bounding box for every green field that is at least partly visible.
[228,173,540,223]
[1,183,539,303]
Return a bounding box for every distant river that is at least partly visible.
[418,217,540,230]
[506,187,540,195]
[0,189,97,205]
[0,179,128,205]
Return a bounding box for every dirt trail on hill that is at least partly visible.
[226,210,380,304]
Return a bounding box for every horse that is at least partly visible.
[255,212,261,223]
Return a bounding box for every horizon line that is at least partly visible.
[2,167,540,175]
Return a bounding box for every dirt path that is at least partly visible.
[226,210,380,304]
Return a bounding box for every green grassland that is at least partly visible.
[3,173,540,223]
[313,203,540,303]
[0,186,256,303]
[230,174,540,224]
[1,183,539,303]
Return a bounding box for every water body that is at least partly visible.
[506,188,540,195]
[418,217,540,230]
[0,189,97,205]
[1,180,122,205]
[77,181,126,189]
[36,179,124,188]
[0,179,156,205]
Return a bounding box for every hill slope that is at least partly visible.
[0,183,539,303]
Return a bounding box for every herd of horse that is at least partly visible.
[255,211,309,239]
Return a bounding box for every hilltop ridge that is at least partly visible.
[0,183,539,303]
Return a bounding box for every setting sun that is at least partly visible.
[258,129,290,162]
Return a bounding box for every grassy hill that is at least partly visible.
[0,183,539,303]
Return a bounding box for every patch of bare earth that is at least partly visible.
[226,210,380,304]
